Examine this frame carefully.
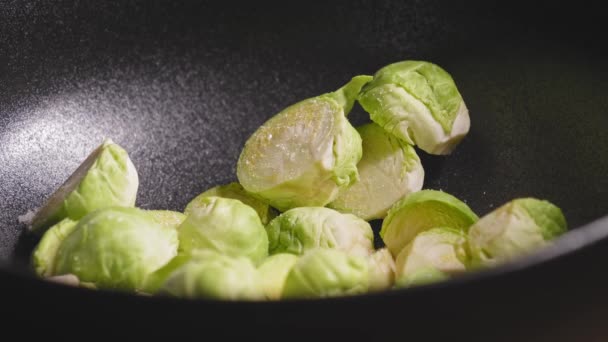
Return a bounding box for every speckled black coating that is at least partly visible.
[1,0,608,340]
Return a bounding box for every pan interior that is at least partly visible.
[1,2,607,272]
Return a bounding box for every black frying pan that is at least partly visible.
[2,1,608,340]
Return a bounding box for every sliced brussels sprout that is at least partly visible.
[185,182,277,225]
[266,207,374,257]
[329,123,424,220]
[394,227,468,287]
[257,253,299,300]
[29,139,139,235]
[237,76,373,211]
[367,248,396,292]
[178,196,268,264]
[381,190,478,257]
[31,218,79,277]
[468,198,567,266]
[159,250,263,301]
[358,61,470,155]
[282,249,369,299]
[53,207,178,291]
[147,210,186,230]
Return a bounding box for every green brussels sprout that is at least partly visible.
[142,253,194,294]
[28,139,139,235]
[53,207,178,291]
[395,267,449,288]
[367,248,396,292]
[266,207,374,257]
[394,227,468,287]
[185,182,277,225]
[178,196,268,264]
[468,198,567,266]
[31,218,79,277]
[329,123,424,220]
[147,210,186,230]
[282,249,369,299]
[237,76,373,211]
[381,190,478,256]
[159,250,263,301]
[358,61,470,155]
[257,253,299,300]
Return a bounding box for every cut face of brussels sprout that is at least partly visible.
[358,61,470,155]
[32,218,79,277]
[257,253,299,300]
[367,248,396,292]
[237,76,372,211]
[282,249,369,299]
[185,182,277,225]
[54,207,178,291]
[160,251,262,301]
[178,196,268,264]
[29,139,139,235]
[381,190,478,257]
[329,123,424,220]
[266,207,374,257]
[395,227,468,287]
[468,198,567,266]
[147,210,186,230]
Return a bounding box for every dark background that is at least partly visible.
[1,1,607,340]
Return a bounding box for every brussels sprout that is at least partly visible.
[29,139,139,235]
[282,249,369,299]
[147,210,186,230]
[468,198,567,266]
[160,251,262,301]
[178,196,268,264]
[237,76,373,211]
[329,123,424,220]
[395,267,449,288]
[54,207,178,291]
[31,218,79,277]
[358,61,470,155]
[258,253,299,300]
[367,248,396,292]
[185,182,277,225]
[381,190,478,256]
[142,253,194,294]
[266,207,374,257]
[394,227,468,287]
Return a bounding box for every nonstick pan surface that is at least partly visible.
[1,1,608,340]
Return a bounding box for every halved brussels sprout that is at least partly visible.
[237,76,372,211]
[147,210,186,230]
[53,207,178,291]
[28,139,139,235]
[178,196,268,264]
[159,250,262,301]
[329,123,424,220]
[468,198,567,266]
[282,249,369,299]
[358,61,470,155]
[367,248,396,292]
[257,253,299,300]
[394,227,468,287]
[32,218,79,277]
[185,182,277,225]
[381,190,478,256]
[266,207,374,257]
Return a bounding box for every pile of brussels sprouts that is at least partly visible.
[26,60,567,300]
